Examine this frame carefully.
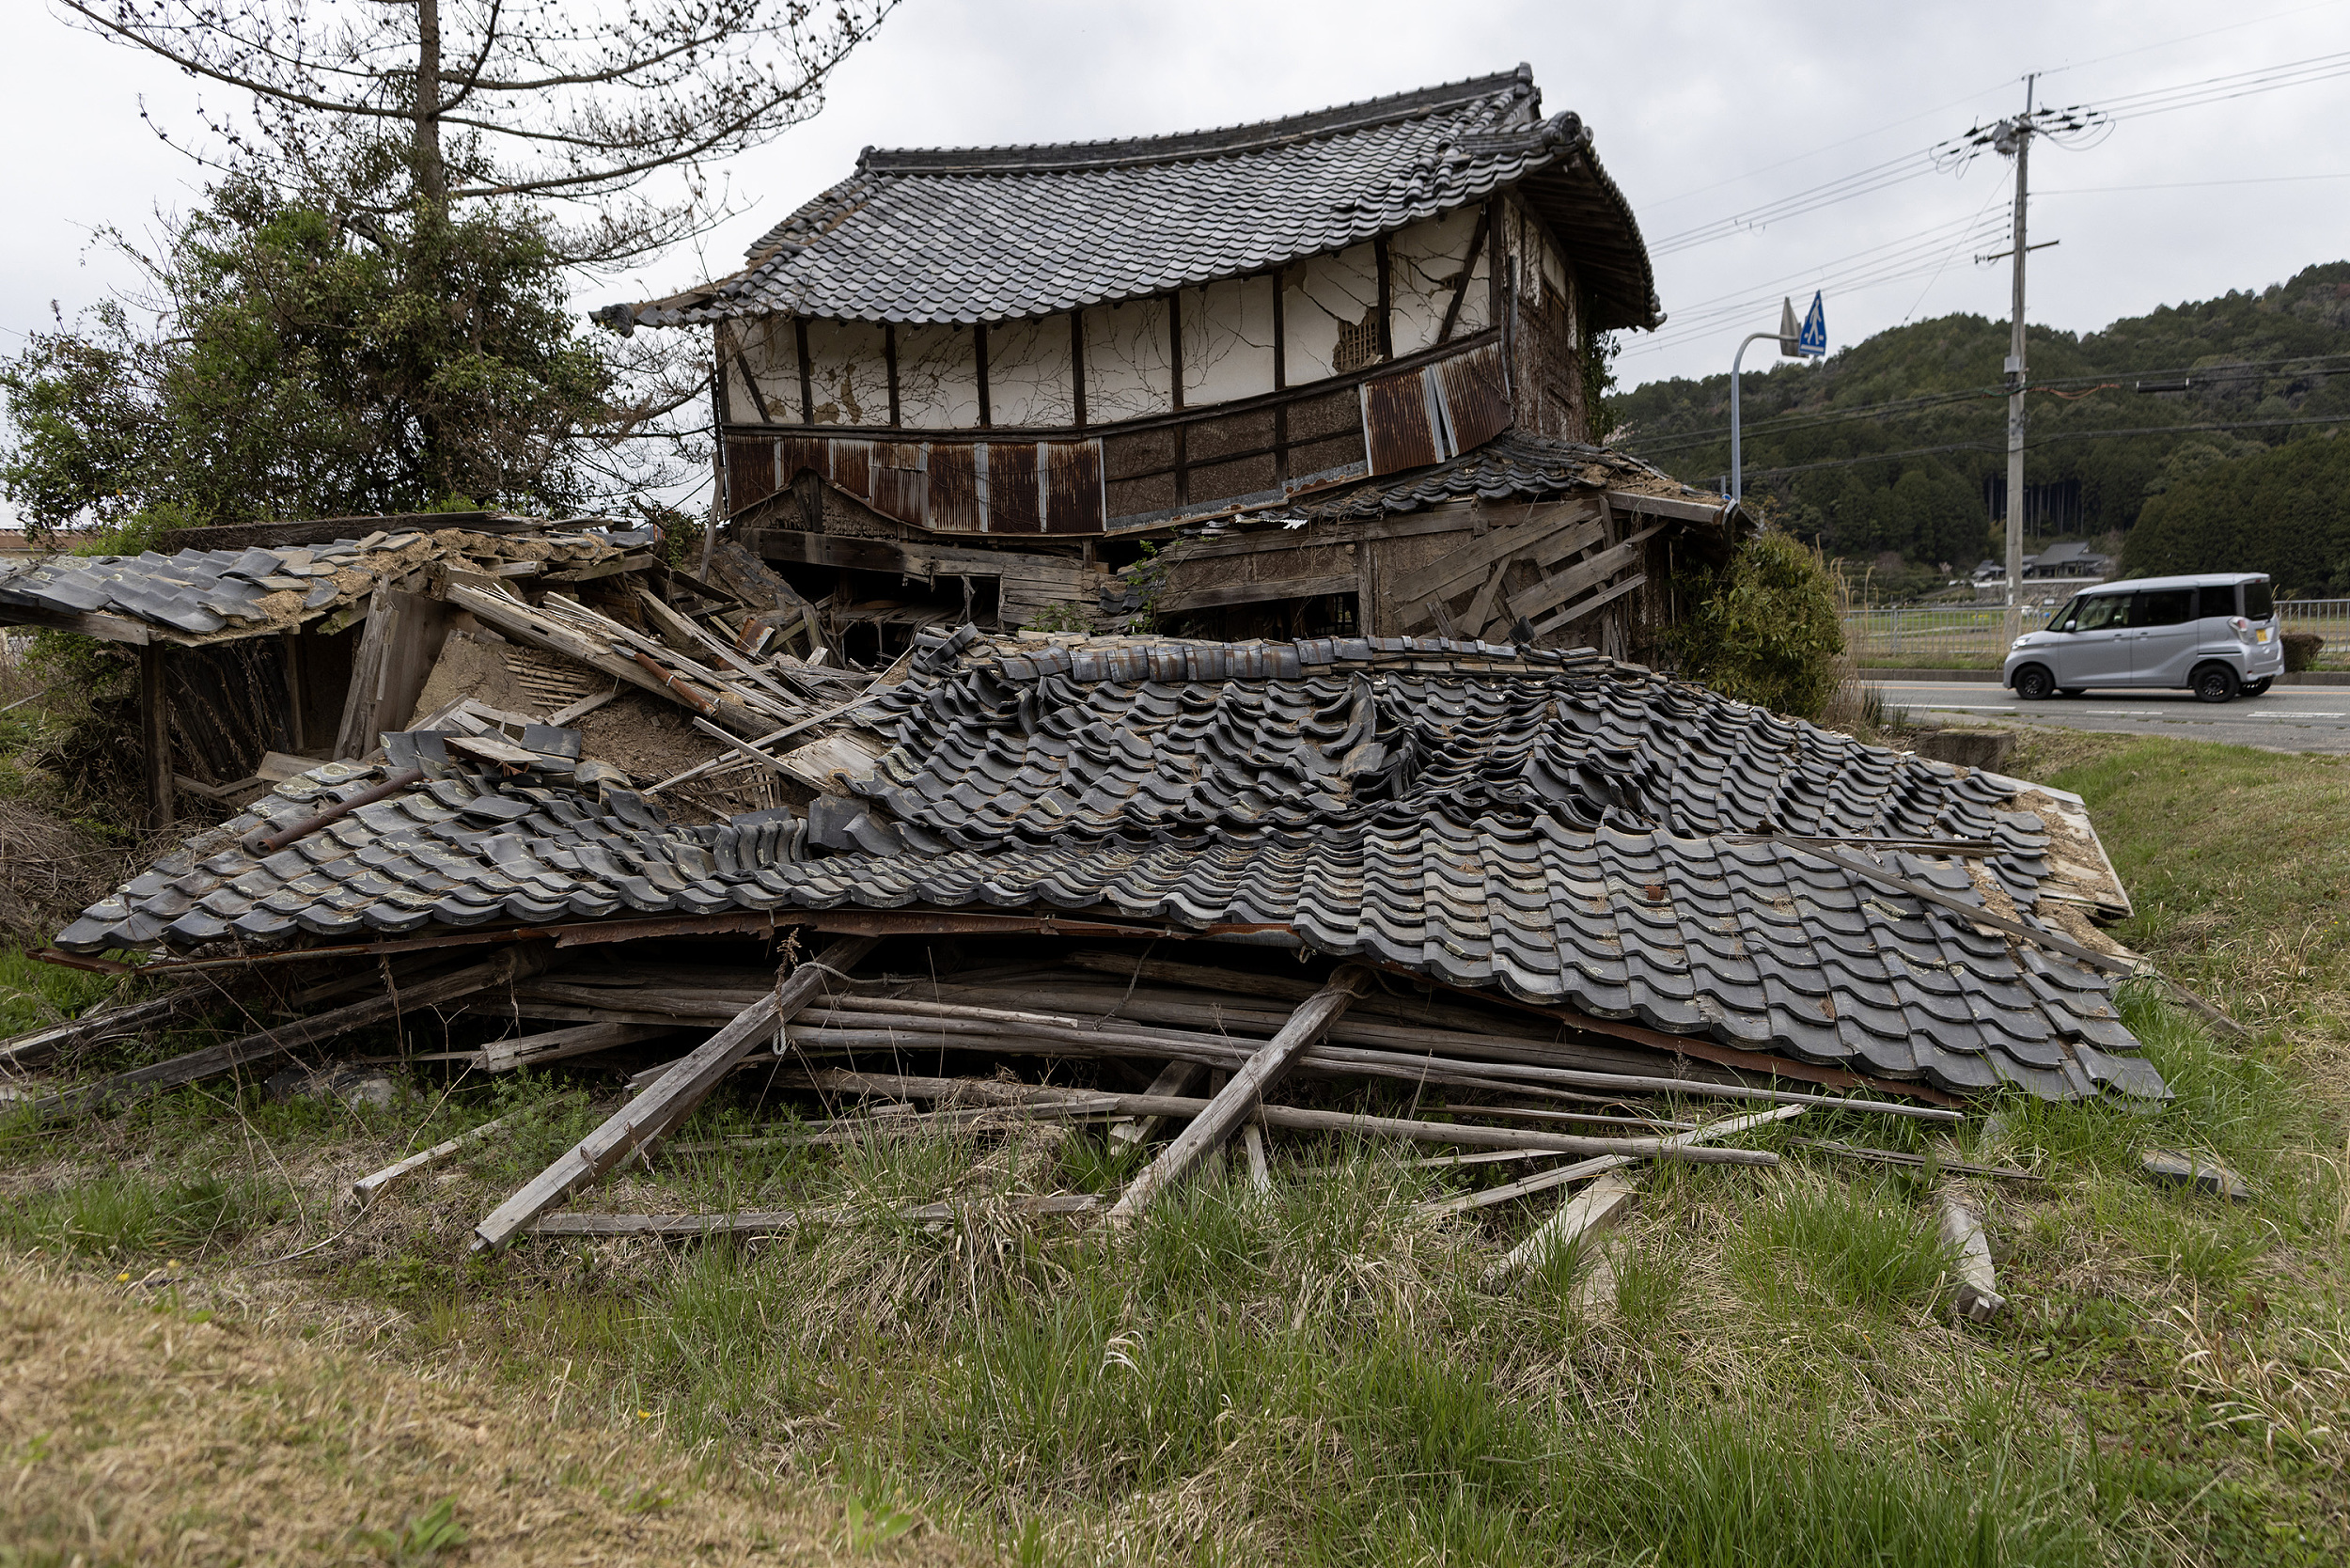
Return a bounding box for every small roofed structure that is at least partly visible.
[618,66,1745,664]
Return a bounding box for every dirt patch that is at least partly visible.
[575,692,799,819]
[0,1259,973,1566]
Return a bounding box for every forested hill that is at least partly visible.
[1606,261,2350,584]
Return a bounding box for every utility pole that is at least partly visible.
[1999,76,2035,641]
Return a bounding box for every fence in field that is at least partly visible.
[1844,599,2350,666]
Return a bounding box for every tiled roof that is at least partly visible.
[631,66,1660,334]
[1294,432,1729,521]
[59,629,2159,1104]
[0,525,659,642]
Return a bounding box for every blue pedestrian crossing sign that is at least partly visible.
[1797,290,1827,357]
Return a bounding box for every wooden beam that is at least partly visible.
[331,577,397,760]
[1506,524,1666,623]
[1390,501,1601,607]
[470,937,877,1252]
[1070,310,1088,429]
[1153,572,1359,614]
[1107,966,1370,1221]
[1529,572,1646,640]
[1605,490,1733,525]
[722,321,773,424]
[32,944,552,1121]
[138,641,173,830]
[885,322,901,427]
[1936,1184,2007,1320]
[0,602,153,644]
[1107,1058,1206,1150]
[794,317,814,425]
[793,1067,1781,1168]
[1374,235,1393,362]
[974,322,991,428]
[1437,207,1492,345]
[1486,1171,1637,1283]
[1425,1103,1805,1218]
[351,1117,511,1207]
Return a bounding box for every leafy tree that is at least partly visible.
[4,184,628,526]
[1669,530,1845,719]
[2123,431,2350,595]
[6,1,899,530]
[1610,262,2350,584]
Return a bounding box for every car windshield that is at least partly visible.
[2044,597,2082,632]
[2245,579,2274,619]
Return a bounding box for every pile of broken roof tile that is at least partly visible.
[55,625,2164,1105]
[0,524,659,640]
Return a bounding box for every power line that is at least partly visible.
[1625,356,2350,454]
[1728,414,2349,480]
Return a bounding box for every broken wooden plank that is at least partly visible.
[469,937,876,1252]
[1936,1185,2008,1321]
[1105,966,1371,1221]
[351,1117,511,1207]
[1487,1170,1640,1283]
[1,991,189,1071]
[788,1068,1783,1168]
[1420,1103,1806,1216]
[31,943,553,1120]
[2141,1149,2255,1202]
[481,1020,675,1073]
[1108,1058,1206,1150]
[1241,1121,1272,1192]
[1793,1137,2043,1184]
[526,1192,1104,1239]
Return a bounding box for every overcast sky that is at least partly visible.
[4,0,2346,454]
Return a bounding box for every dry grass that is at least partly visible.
[0,1255,977,1567]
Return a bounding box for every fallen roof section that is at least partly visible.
[55,626,2163,1104]
[0,523,660,645]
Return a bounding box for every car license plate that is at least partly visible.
[2257,628,2272,642]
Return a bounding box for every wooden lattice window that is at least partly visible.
[1332,307,1383,374]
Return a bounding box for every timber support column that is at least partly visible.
[138,640,173,831]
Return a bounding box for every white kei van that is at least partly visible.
[2001,572,2284,703]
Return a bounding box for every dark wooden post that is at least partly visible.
[280,631,307,754]
[138,641,173,830]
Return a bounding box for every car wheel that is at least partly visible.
[2192,663,2240,704]
[2013,664,2055,700]
[2058,687,2086,698]
[2243,677,2274,697]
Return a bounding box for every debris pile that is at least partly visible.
[3,557,2178,1287]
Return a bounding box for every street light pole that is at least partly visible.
[1729,331,1779,505]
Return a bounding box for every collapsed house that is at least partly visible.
[619,66,1745,657]
[11,578,2161,1268]
[0,71,2177,1278]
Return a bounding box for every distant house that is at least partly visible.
[1974,541,2111,591]
[619,67,1747,661]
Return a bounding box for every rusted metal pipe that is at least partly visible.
[244,768,425,855]
[630,651,720,715]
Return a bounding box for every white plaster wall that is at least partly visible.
[802,319,890,426]
[896,322,983,429]
[1282,243,1381,384]
[988,315,1079,428]
[1389,208,1490,357]
[1182,276,1277,405]
[726,318,798,420]
[1081,297,1173,422]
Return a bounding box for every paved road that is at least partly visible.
[1877,681,2350,753]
